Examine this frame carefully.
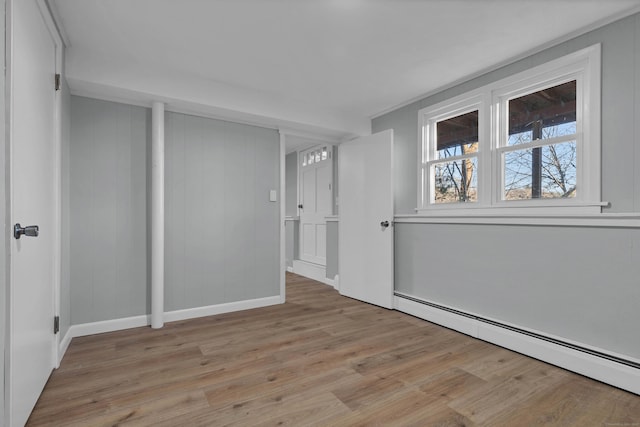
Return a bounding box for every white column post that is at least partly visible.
[151,102,165,328]
[279,130,286,303]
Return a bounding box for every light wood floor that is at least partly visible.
[29,273,640,426]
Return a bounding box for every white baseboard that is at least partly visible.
[477,322,640,395]
[286,266,293,272]
[395,296,478,337]
[291,259,336,288]
[57,328,73,366]
[292,260,326,283]
[322,277,335,288]
[58,296,282,363]
[67,314,151,338]
[164,295,281,322]
[394,296,640,395]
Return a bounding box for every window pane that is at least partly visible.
[308,152,314,164]
[322,147,328,160]
[436,111,478,159]
[508,80,576,145]
[433,157,478,203]
[503,141,576,200]
[315,150,321,163]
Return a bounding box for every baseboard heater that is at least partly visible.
[395,292,640,371]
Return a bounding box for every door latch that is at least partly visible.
[14,223,39,239]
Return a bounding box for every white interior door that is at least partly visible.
[9,1,58,425]
[299,145,332,265]
[338,130,394,308]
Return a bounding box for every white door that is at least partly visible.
[9,0,58,425]
[338,130,394,308]
[299,145,333,265]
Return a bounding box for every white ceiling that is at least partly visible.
[52,0,640,141]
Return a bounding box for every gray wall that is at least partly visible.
[285,152,297,217]
[374,13,640,361]
[69,96,148,324]
[67,98,281,323]
[373,13,640,215]
[332,146,339,216]
[325,221,338,280]
[164,112,280,310]
[285,220,298,269]
[395,223,640,359]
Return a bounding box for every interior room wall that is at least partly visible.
[67,97,282,326]
[373,12,640,361]
[69,96,149,324]
[164,112,280,310]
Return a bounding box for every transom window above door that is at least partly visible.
[302,146,330,167]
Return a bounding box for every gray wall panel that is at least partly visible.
[165,112,279,310]
[395,223,640,359]
[599,16,636,212]
[285,220,297,269]
[69,96,148,324]
[325,221,338,280]
[285,152,297,217]
[372,104,420,215]
[252,125,280,298]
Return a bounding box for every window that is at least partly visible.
[418,44,601,215]
[421,95,485,208]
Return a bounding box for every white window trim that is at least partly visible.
[417,44,602,216]
[418,91,488,210]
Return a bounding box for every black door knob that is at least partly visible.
[14,223,39,239]
[298,204,303,209]
[380,221,390,228]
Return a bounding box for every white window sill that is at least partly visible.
[396,208,640,228]
[415,200,608,216]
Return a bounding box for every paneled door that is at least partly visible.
[338,130,394,308]
[8,0,58,425]
[299,145,333,265]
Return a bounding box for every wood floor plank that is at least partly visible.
[26,273,640,426]
[448,363,571,424]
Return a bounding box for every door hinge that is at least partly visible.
[55,73,61,91]
[54,316,60,334]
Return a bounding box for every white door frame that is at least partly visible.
[297,143,334,265]
[34,0,64,367]
[5,0,63,423]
